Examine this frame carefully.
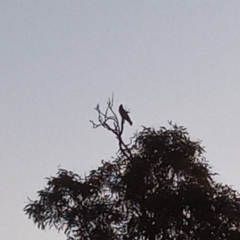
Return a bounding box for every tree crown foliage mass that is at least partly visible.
[24,98,240,240]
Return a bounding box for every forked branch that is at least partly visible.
[90,96,133,160]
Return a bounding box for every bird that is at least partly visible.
[119,104,133,126]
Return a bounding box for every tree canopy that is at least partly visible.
[24,98,240,239]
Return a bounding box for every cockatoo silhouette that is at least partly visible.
[119,104,133,126]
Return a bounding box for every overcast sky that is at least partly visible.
[1,1,240,239]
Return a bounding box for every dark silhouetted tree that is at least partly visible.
[24,97,240,240]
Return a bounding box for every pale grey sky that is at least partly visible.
[1,1,240,239]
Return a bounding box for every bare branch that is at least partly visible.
[90,96,133,161]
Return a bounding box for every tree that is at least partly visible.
[24,97,240,240]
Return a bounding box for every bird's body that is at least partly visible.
[119,104,133,126]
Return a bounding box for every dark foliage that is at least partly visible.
[24,99,240,239]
